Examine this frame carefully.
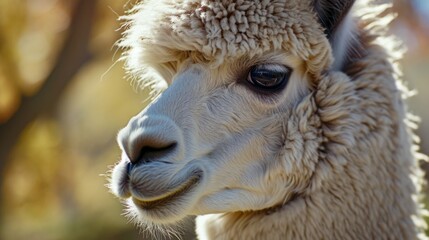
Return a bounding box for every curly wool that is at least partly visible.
[120,0,332,91]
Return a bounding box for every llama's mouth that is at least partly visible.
[131,174,201,210]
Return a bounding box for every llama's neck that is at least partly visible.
[196,160,420,239]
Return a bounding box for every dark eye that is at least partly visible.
[247,64,292,91]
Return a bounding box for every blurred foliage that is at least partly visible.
[0,0,428,240]
[0,0,146,239]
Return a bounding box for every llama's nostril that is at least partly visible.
[132,142,178,164]
[119,116,182,165]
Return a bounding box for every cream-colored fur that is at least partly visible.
[109,0,427,239]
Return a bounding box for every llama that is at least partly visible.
[109,0,427,239]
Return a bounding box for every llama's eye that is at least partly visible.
[247,64,292,91]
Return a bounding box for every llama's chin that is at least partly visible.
[125,198,194,239]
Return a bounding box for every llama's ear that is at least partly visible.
[313,0,356,39]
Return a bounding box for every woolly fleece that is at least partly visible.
[118,0,427,239]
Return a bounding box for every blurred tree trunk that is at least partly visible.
[0,0,98,201]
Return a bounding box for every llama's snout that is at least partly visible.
[117,115,183,166]
[113,113,202,203]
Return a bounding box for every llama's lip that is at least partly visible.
[131,174,201,210]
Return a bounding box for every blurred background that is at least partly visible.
[0,0,427,239]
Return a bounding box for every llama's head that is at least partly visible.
[110,0,357,227]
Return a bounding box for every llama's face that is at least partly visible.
[111,51,318,224]
[110,0,355,228]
